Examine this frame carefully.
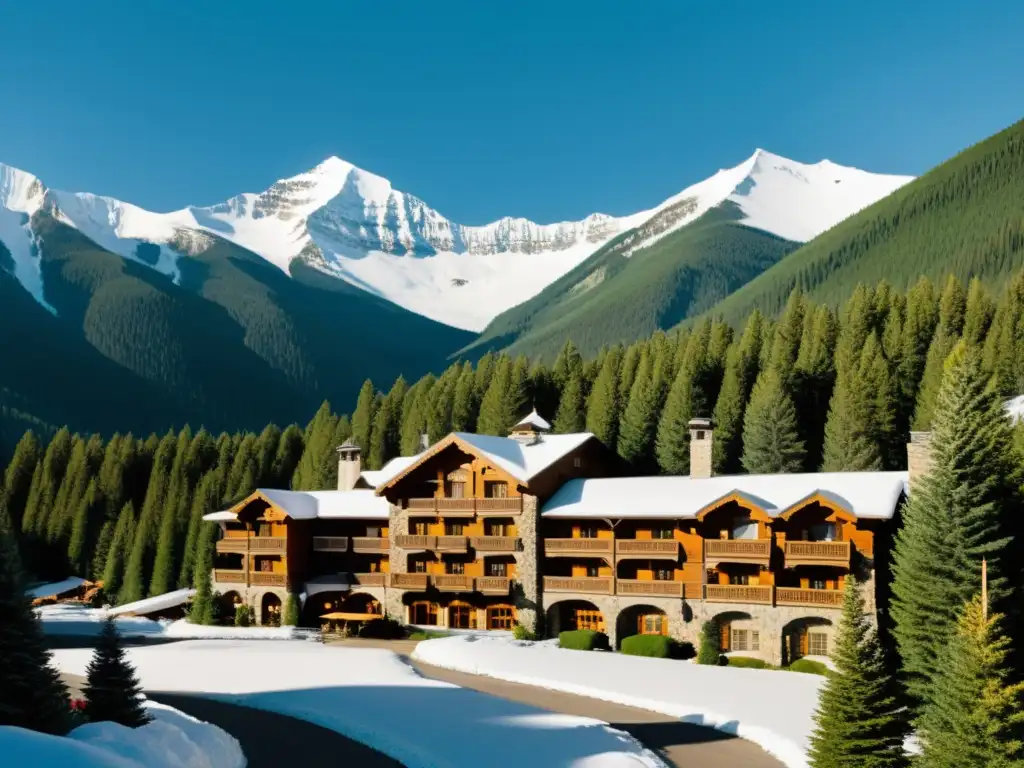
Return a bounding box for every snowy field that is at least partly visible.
[52,640,666,767]
[413,635,823,768]
[0,699,244,768]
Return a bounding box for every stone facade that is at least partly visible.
[688,419,714,479]
[210,579,289,626]
[513,494,540,632]
[906,431,934,490]
[384,502,409,621]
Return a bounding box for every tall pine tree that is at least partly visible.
[741,369,806,474]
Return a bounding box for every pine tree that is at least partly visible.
[807,579,909,768]
[2,430,40,532]
[655,359,697,474]
[270,424,304,487]
[918,594,1024,767]
[617,351,659,471]
[890,344,1020,708]
[962,277,994,346]
[450,363,478,433]
[553,371,586,433]
[585,346,621,448]
[741,369,806,474]
[177,472,218,589]
[82,618,151,727]
[938,274,967,338]
[821,333,887,471]
[350,379,377,455]
[188,522,217,625]
[0,529,70,734]
[291,401,337,490]
[713,311,766,473]
[912,326,957,430]
[101,502,136,600]
[283,593,300,626]
[369,376,407,469]
[477,356,527,435]
[697,620,721,665]
[400,375,435,453]
[67,478,100,577]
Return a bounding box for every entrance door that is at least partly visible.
[449,604,476,629]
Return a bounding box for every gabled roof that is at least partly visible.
[541,471,908,520]
[375,431,596,492]
[360,453,422,489]
[204,488,390,521]
[514,409,551,431]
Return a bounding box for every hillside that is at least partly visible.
[461,150,911,360]
[702,118,1024,327]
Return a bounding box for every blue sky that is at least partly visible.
[0,1,1020,224]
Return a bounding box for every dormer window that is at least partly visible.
[808,522,837,542]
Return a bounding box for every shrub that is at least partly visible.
[358,616,405,639]
[512,623,536,641]
[727,656,774,669]
[788,658,829,675]
[674,641,696,660]
[282,593,300,627]
[621,634,672,657]
[234,604,251,627]
[559,629,609,651]
[697,620,721,665]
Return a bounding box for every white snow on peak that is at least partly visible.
[0,150,913,330]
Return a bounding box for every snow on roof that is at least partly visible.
[542,471,909,520]
[26,576,88,599]
[203,488,389,521]
[360,454,422,489]
[452,432,594,483]
[514,409,551,431]
[107,588,195,617]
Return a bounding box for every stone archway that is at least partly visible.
[781,616,834,665]
[710,610,760,655]
[261,592,282,626]
[217,590,242,624]
[343,592,383,616]
[546,599,606,636]
[616,604,668,647]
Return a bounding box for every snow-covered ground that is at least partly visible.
[53,640,666,767]
[413,634,823,768]
[0,699,244,768]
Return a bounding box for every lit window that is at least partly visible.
[488,605,515,630]
[489,561,507,577]
[640,614,665,635]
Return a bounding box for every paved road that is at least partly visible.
[61,673,401,768]
[328,638,785,768]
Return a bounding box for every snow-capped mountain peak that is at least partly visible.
[0,151,913,331]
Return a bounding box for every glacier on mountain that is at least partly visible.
[0,150,913,329]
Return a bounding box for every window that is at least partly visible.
[410,602,437,626]
[731,629,760,652]
[585,564,600,578]
[413,521,428,535]
[810,578,827,590]
[653,568,674,581]
[486,522,507,536]
[446,522,465,536]
[485,481,508,498]
[808,632,828,656]
[258,523,272,537]
[729,573,750,585]
[489,561,507,577]
[449,561,465,575]
[449,604,476,629]
[487,605,515,630]
[574,609,605,632]
[652,526,675,540]
[578,526,597,539]
[573,457,582,468]
[731,516,758,540]
[809,522,836,542]
[695,430,706,441]
[366,527,380,538]
[411,560,427,573]
[640,614,666,635]
[448,481,466,499]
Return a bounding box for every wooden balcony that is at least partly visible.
[351,536,388,553]
[615,539,680,559]
[784,541,852,568]
[435,536,468,553]
[544,538,614,557]
[404,497,522,516]
[776,587,844,609]
[704,539,772,565]
[476,576,512,594]
[704,584,774,604]
[543,576,614,595]
[394,534,436,550]
[250,572,287,586]
[213,569,246,584]
[469,536,519,552]
[216,536,286,554]
[432,574,474,592]
[312,536,348,552]
[390,573,429,589]
[616,579,684,598]
[349,572,387,587]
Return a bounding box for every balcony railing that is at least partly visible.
[476,576,512,594]
[704,539,772,564]
[704,584,774,604]
[435,536,468,553]
[404,497,522,516]
[543,576,614,594]
[349,572,387,588]
[250,572,287,586]
[783,541,852,568]
[615,539,680,559]
[216,536,287,553]
[616,579,684,598]
[390,573,429,589]
[351,536,388,553]
[776,587,844,608]
[394,534,436,550]
[213,569,246,584]
[469,536,520,552]
[544,538,614,556]
[432,574,474,592]
[312,537,348,552]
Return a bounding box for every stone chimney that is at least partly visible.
[906,431,934,490]
[336,439,361,491]
[419,433,430,452]
[688,418,714,479]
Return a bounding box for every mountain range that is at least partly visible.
[6,118,1023,452]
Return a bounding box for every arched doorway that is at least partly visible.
[711,610,759,655]
[616,604,668,647]
[217,590,242,624]
[343,592,382,616]
[448,600,477,629]
[261,592,282,626]
[546,600,605,636]
[782,617,834,665]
